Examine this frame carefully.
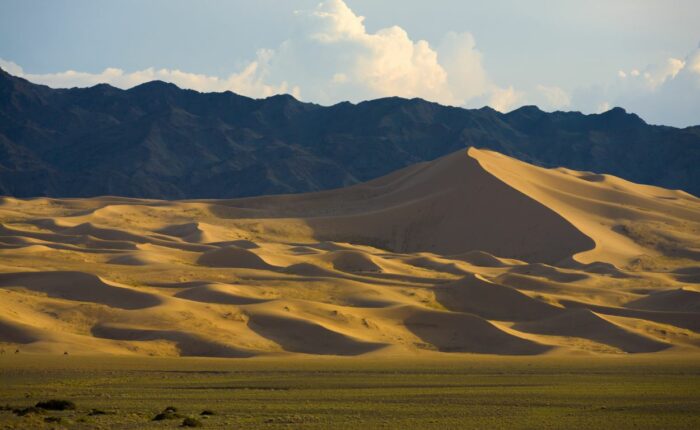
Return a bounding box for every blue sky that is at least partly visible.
[2,0,699,126]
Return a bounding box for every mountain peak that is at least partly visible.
[265,93,298,102]
[509,105,543,114]
[128,80,181,93]
[598,106,646,126]
[608,106,627,114]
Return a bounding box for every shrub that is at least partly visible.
[35,399,76,411]
[44,416,62,424]
[153,406,183,421]
[200,410,215,416]
[153,411,177,421]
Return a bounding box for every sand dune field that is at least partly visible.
[1,148,699,357]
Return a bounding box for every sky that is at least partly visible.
[1,0,699,127]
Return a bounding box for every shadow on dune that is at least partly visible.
[91,324,254,358]
[247,314,386,356]
[513,309,671,353]
[0,271,163,310]
[404,309,551,355]
[434,273,561,321]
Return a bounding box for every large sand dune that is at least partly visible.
[1,148,699,357]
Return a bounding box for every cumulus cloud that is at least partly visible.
[488,86,524,113]
[531,84,571,111]
[437,32,490,101]
[258,0,497,106]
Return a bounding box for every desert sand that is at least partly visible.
[0,147,699,357]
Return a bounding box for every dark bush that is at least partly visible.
[153,411,177,421]
[44,416,62,424]
[35,399,76,411]
[153,407,183,421]
[200,410,215,416]
[88,408,107,416]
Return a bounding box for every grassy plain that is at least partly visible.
[1,354,699,429]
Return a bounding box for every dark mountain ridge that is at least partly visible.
[1,68,699,199]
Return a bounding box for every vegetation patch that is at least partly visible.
[1,356,700,429]
[35,399,76,410]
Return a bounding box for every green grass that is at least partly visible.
[0,354,699,429]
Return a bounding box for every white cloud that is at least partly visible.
[437,32,490,101]
[597,102,611,113]
[0,59,23,76]
[617,57,685,90]
[531,84,571,111]
[0,52,298,99]
[488,86,523,112]
[572,44,700,126]
[260,0,492,105]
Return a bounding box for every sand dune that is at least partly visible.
[674,267,700,284]
[247,313,386,356]
[449,250,515,267]
[321,250,384,273]
[0,317,40,344]
[0,271,163,310]
[435,273,561,321]
[91,323,254,358]
[625,288,700,313]
[0,147,699,357]
[404,307,551,355]
[197,246,275,269]
[107,251,169,266]
[509,263,590,283]
[472,148,700,266]
[174,283,270,305]
[283,262,342,278]
[404,255,472,275]
[561,299,700,333]
[512,309,670,353]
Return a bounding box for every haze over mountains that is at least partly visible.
[0,148,698,357]
[1,68,699,199]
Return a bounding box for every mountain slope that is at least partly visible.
[1,148,698,357]
[1,68,699,199]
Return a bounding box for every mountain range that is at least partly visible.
[1,67,699,199]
